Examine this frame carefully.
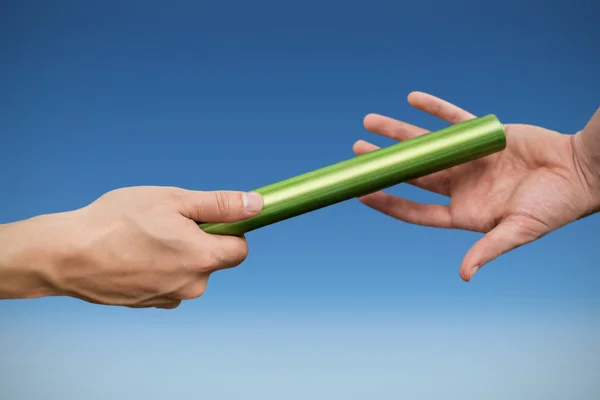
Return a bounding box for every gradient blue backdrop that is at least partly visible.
[1,0,599,398]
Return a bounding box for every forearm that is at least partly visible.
[0,214,71,299]
[573,107,600,209]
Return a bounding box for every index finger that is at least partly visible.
[408,91,477,125]
[363,113,429,142]
[200,234,250,272]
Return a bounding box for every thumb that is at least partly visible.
[460,218,541,282]
[179,190,263,223]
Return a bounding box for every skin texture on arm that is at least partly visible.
[0,187,264,309]
[353,92,600,281]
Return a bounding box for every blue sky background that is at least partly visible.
[1,0,599,398]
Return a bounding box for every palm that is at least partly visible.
[447,124,579,233]
[354,92,591,281]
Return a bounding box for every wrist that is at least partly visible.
[0,212,79,299]
[572,131,600,214]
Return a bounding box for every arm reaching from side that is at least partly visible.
[0,187,263,309]
[353,92,600,281]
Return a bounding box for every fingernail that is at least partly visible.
[243,192,263,214]
[470,265,480,280]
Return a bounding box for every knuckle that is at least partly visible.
[193,250,222,272]
[217,240,249,270]
[213,191,232,217]
[207,250,224,270]
[156,301,181,310]
[177,279,208,300]
[190,237,249,272]
[231,241,249,264]
[167,187,186,204]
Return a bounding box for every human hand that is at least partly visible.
[353,92,600,281]
[1,186,263,308]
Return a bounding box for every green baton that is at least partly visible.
[199,114,506,236]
